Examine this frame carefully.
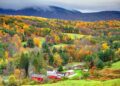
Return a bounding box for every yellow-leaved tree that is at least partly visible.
[5,51,9,59]
[53,53,63,67]
[33,37,40,47]
[102,43,109,50]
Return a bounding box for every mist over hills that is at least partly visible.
[0,6,120,21]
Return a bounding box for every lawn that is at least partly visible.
[63,33,93,40]
[32,79,120,86]
[111,61,120,69]
[69,69,83,79]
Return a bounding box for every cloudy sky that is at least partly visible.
[0,0,120,12]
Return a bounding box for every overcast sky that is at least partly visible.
[0,0,120,12]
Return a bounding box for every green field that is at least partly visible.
[29,79,120,86]
[52,44,69,49]
[52,33,90,48]
[63,33,85,39]
[111,61,120,69]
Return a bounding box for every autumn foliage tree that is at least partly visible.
[102,43,109,50]
[53,53,63,67]
[33,37,40,47]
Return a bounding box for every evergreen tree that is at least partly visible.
[20,53,29,77]
[27,39,35,48]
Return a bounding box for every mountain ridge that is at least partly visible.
[0,6,120,21]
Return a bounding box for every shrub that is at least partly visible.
[21,78,30,85]
[105,61,111,67]
[40,69,47,75]
[8,75,17,86]
[58,65,63,72]
[96,59,104,69]
[93,71,101,78]
[29,80,37,85]
[82,72,90,79]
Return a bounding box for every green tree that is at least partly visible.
[52,47,57,53]
[31,51,46,74]
[84,55,94,62]
[0,43,5,58]
[96,59,104,69]
[27,38,35,48]
[58,65,63,72]
[98,49,114,62]
[20,53,29,77]
[84,54,96,69]
[112,41,120,49]
[49,54,54,66]
[60,52,69,65]
[42,42,50,53]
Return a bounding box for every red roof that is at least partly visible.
[32,76,43,82]
[48,75,61,80]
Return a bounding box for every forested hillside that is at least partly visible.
[0,15,120,85]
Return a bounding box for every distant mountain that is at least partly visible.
[0,6,120,21]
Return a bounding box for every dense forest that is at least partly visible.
[0,15,120,86]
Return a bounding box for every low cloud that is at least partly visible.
[0,0,120,12]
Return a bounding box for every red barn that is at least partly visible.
[31,74,44,82]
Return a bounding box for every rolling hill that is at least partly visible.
[0,6,120,21]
